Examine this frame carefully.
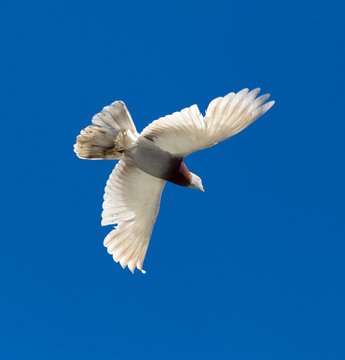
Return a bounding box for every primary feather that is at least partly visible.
[141,88,274,157]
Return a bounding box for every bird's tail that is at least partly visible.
[74,101,139,160]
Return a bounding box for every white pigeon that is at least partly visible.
[74,88,274,274]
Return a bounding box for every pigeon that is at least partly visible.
[74,88,274,274]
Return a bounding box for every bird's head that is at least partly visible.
[188,173,204,192]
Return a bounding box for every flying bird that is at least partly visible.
[74,88,274,274]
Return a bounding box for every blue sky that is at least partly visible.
[1,0,344,359]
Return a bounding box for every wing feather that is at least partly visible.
[141,88,274,157]
[102,160,166,273]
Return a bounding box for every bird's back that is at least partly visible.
[123,136,186,182]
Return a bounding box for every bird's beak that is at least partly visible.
[200,186,205,192]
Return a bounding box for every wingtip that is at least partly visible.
[266,100,275,110]
[239,88,249,95]
[251,87,261,94]
[257,100,275,117]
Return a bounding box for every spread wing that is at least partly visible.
[102,160,166,273]
[141,88,275,157]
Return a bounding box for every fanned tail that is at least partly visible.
[74,101,139,159]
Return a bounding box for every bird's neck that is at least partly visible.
[166,159,192,187]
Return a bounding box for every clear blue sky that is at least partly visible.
[1,0,344,359]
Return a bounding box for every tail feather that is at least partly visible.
[91,100,136,132]
[74,101,138,160]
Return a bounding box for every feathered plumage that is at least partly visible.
[74,88,275,273]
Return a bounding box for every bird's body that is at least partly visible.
[74,88,274,273]
[122,136,193,187]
